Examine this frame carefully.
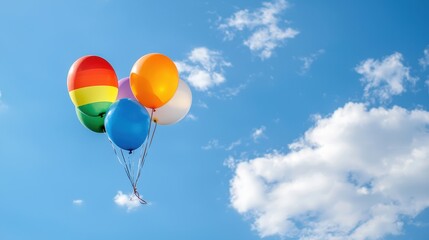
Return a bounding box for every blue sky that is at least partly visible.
[1,0,429,239]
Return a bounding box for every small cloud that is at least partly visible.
[202,139,222,150]
[218,0,299,59]
[223,156,238,169]
[114,191,141,211]
[217,83,248,99]
[355,52,417,104]
[204,138,242,152]
[0,90,7,111]
[226,139,242,151]
[175,47,231,91]
[197,100,209,109]
[252,126,266,142]
[72,199,84,206]
[186,113,198,121]
[419,46,429,70]
[298,49,325,74]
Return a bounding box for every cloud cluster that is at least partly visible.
[355,52,417,103]
[230,103,429,239]
[175,47,231,92]
[218,0,299,59]
[419,46,429,70]
[114,191,141,211]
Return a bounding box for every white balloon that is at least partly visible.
[147,79,192,125]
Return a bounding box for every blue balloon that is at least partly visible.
[104,98,150,150]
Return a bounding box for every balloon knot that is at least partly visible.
[133,187,147,204]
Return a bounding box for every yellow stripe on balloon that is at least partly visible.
[69,85,118,107]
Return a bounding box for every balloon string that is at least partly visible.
[110,141,146,205]
[106,135,136,194]
[135,108,157,186]
[132,185,147,204]
[120,149,135,184]
[105,111,156,205]
[115,146,146,204]
[148,121,157,149]
[107,136,128,175]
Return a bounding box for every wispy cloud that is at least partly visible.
[230,103,429,239]
[203,138,243,152]
[175,47,231,91]
[114,191,141,211]
[197,100,209,109]
[204,126,267,152]
[0,90,7,111]
[355,52,417,103]
[298,49,325,74]
[419,46,429,70]
[218,0,299,59]
[226,139,242,151]
[202,139,222,150]
[252,126,266,142]
[72,199,84,206]
[223,156,238,169]
[215,83,248,99]
[186,113,198,121]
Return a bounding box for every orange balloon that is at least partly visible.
[130,53,179,109]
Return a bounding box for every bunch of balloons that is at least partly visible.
[67,54,192,203]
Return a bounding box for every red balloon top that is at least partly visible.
[67,55,118,92]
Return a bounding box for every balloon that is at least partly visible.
[68,56,118,117]
[130,53,179,109]
[150,79,192,125]
[75,108,105,133]
[117,77,136,100]
[104,99,150,151]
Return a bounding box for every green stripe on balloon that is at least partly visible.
[76,108,105,133]
[78,102,113,117]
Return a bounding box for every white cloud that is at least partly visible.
[197,100,209,109]
[419,46,429,70]
[202,139,222,150]
[72,199,84,206]
[0,90,7,111]
[204,138,242,152]
[230,103,429,239]
[224,156,238,169]
[175,47,231,91]
[252,126,266,142]
[299,49,325,74]
[355,52,417,103]
[219,0,299,59]
[226,139,242,151]
[186,113,197,121]
[114,191,141,211]
[217,83,247,99]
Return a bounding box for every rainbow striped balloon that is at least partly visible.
[67,56,118,117]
